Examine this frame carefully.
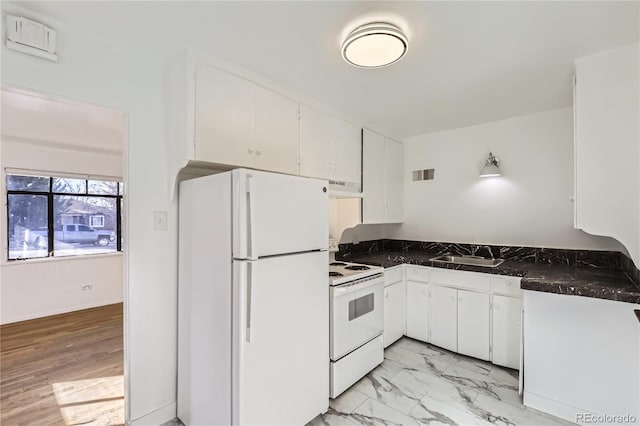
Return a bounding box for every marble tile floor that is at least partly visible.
[309,337,575,426]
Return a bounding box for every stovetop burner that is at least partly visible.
[329,271,344,277]
[330,262,347,266]
[344,265,370,271]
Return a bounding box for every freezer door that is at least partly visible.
[232,252,329,425]
[233,169,328,259]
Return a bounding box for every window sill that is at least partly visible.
[1,251,123,267]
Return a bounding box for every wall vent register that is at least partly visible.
[412,169,435,181]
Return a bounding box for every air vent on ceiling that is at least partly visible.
[412,169,435,182]
[6,15,58,62]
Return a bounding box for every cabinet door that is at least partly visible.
[331,119,361,185]
[492,295,522,369]
[405,281,429,342]
[254,87,299,175]
[299,105,331,180]
[194,63,255,167]
[384,282,405,348]
[457,290,490,361]
[429,285,457,352]
[362,129,386,224]
[385,138,403,223]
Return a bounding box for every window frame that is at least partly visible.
[6,175,123,261]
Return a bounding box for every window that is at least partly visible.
[90,215,105,228]
[7,174,123,260]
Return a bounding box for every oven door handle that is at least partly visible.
[332,276,383,296]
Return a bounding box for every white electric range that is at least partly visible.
[328,261,385,398]
[329,261,384,285]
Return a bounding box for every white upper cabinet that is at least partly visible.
[331,119,361,185]
[195,63,256,168]
[362,129,404,224]
[362,129,386,223]
[167,50,303,198]
[575,44,640,266]
[385,138,404,223]
[253,86,299,175]
[194,63,299,175]
[299,104,332,180]
[299,104,361,186]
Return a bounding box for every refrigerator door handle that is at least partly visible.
[245,262,253,343]
[246,174,257,261]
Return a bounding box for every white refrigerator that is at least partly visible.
[177,169,329,426]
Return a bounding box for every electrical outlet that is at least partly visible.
[82,284,93,291]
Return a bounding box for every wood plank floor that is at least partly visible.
[1,303,124,425]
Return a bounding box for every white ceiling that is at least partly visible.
[8,1,640,138]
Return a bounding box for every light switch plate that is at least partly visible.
[153,211,168,231]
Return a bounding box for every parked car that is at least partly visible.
[27,224,115,248]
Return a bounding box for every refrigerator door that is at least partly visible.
[232,169,328,260]
[232,251,329,425]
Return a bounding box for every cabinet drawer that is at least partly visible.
[430,268,490,291]
[384,266,404,286]
[405,266,430,283]
[491,276,522,296]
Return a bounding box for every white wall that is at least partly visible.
[391,108,625,251]
[1,255,123,323]
[0,3,177,424]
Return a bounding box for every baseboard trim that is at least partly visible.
[129,402,176,426]
[524,390,587,424]
[1,298,124,325]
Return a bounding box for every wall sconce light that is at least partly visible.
[479,152,502,177]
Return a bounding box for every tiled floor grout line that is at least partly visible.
[347,391,370,414]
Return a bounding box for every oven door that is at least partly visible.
[330,275,384,361]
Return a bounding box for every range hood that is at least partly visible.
[329,180,363,198]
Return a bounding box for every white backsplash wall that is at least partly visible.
[340,223,393,245]
[390,107,625,252]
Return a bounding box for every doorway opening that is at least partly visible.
[0,86,128,425]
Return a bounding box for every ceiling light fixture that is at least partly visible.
[341,22,408,68]
[479,152,502,178]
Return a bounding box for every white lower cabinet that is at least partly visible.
[382,266,522,370]
[492,295,522,369]
[429,285,458,352]
[457,290,491,361]
[405,281,429,342]
[384,281,405,348]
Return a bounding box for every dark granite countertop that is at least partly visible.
[338,251,640,304]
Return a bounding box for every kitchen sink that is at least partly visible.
[429,254,506,268]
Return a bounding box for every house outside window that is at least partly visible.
[6,174,123,260]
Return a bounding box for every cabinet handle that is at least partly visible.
[256,149,262,156]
